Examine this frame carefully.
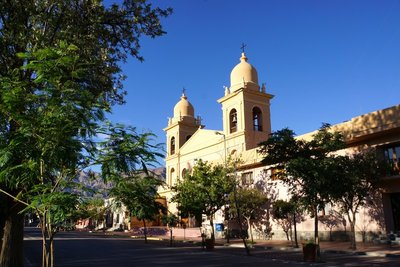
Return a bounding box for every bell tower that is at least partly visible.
[217,52,274,151]
[164,92,201,158]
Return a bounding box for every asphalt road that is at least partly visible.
[24,228,399,267]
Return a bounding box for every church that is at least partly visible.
[159,52,400,241]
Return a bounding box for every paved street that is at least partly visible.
[24,228,399,267]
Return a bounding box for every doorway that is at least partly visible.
[390,193,400,232]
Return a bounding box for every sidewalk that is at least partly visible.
[90,229,400,258]
[245,239,400,258]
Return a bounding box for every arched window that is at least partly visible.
[170,168,175,186]
[170,137,175,155]
[252,107,262,131]
[229,109,237,133]
[182,168,187,179]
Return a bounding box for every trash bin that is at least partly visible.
[215,223,224,232]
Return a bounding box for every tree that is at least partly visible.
[161,213,179,246]
[0,1,171,265]
[329,151,385,250]
[111,175,165,243]
[172,159,235,243]
[253,172,278,241]
[272,200,294,241]
[26,187,79,267]
[97,122,164,244]
[259,125,346,250]
[230,187,268,243]
[319,210,343,242]
[0,43,103,267]
[272,197,304,248]
[76,197,108,230]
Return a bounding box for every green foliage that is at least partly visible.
[111,176,165,221]
[161,214,179,228]
[303,241,317,248]
[25,183,79,233]
[98,122,165,224]
[273,199,295,220]
[0,1,171,265]
[272,199,296,240]
[75,197,108,225]
[0,43,98,192]
[161,213,179,246]
[0,0,172,196]
[230,187,268,220]
[259,128,301,165]
[0,0,172,91]
[259,124,346,243]
[97,122,164,243]
[328,150,385,249]
[173,159,235,241]
[230,187,268,243]
[173,159,235,220]
[98,122,164,182]
[260,125,385,248]
[330,151,384,208]
[259,124,346,212]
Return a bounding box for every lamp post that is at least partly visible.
[215,132,226,167]
[215,131,228,243]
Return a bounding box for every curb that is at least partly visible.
[91,234,400,258]
[256,245,400,258]
[322,249,400,258]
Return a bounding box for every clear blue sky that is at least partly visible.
[108,0,400,153]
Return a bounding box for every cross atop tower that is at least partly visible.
[240,43,247,53]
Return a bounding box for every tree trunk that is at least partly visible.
[50,235,55,267]
[233,186,250,256]
[349,212,357,250]
[209,215,215,242]
[314,206,319,243]
[293,213,299,248]
[40,213,50,267]
[200,227,205,249]
[313,206,321,260]
[42,240,49,267]
[0,208,5,252]
[0,203,24,267]
[47,217,55,267]
[42,225,46,267]
[284,229,289,240]
[246,217,253,243]
[143,219,147,243]
[169,228,173,246]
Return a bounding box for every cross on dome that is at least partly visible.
[240,43,247,53]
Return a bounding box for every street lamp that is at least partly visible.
[214,131,226,167]
[215,131,229,243]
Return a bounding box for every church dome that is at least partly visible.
[174,93,194,118]
[230,53,259,92]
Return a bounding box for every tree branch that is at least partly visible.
[0,188,30,207]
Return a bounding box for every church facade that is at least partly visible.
[159,52,400,240]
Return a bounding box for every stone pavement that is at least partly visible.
[180,237,400,266]
[245,239,400,258]
[96,229,400,258]
[89,230,400,266]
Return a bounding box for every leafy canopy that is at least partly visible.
[173,159,235,219]
[230,187,268,220]
[259,124,346,211]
